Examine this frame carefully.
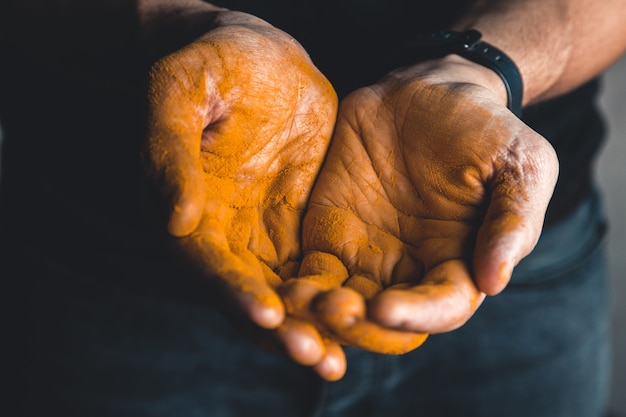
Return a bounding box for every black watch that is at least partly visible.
[388,29,524,118]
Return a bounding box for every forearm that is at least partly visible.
[455,0,626,105]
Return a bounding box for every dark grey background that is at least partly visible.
[598,54,626,414]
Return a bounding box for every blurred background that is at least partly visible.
[598,54,626,415]
[0,55,624,414]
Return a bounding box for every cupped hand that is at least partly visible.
[143,12,344,379]
[281,57,559,352]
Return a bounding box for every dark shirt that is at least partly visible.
[217,0,476,96]
[215,0,605,223]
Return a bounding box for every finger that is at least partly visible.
[278,251,350,321]
[473,130,559,295]
[146,52,221,237]
[163,157,206,237]
[275,317,325,366]
[244,315,346,380]
[368,259,485,333]
[312,340,347,381]
[343,274,383,299]
[181,234,285,329]
[314,288,428,354]
[144,129,206,237]
[276,279,348,380]
[298,252,349,284]
[219,266,286,329]
[280,279,324,322]
[281,280,426,353]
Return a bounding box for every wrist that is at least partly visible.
[388,55,510,110]
[386,29,523,117]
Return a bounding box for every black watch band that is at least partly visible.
[389,29,524,118]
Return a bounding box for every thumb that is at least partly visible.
[159,149,206,238]
[145,52,223,236]
[473,130,559,295]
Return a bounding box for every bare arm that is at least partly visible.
[454,0,626,105]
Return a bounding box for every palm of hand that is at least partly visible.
[307,83,492,291]
[283,76,558,352]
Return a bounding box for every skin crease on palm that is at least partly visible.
[282,61,559,354]
[144,15,347,380]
